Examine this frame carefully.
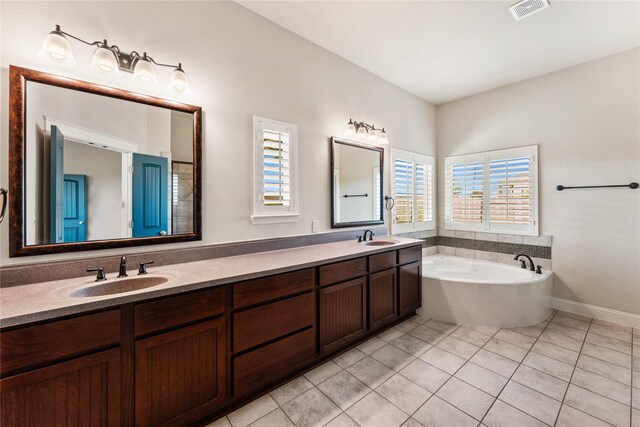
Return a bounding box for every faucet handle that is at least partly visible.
[536,265,542,274]
[369,232,375,241]
[520,260,527,269]
[357,235,362,243]
[86,268,107,282]
[138,261,154,275]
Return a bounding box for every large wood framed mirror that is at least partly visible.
[8,66,202,256]
[331,137,384,228]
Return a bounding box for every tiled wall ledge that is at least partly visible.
[397,229,553,270]
[0,226,388,287]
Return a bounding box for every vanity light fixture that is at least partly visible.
[345,119,389,144]
[40,25,190,93]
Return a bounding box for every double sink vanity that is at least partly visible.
[1,65,415,426]
[0,238,423,426]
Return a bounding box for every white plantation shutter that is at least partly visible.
[391,149,435,234]
[415,161,434,224]
[262,129,290,207]
[252,116,299,223]
[394,158,414,225]
[373,167,381,220]
[445,146,538,235]
[448,159,484,225]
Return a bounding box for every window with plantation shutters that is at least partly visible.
[252,116,299,224]
[391,149,435,234]
[445,145,538,235]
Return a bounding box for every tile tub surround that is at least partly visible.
[0,236,416,328]
[209,310,639,427]
[399,230,553,270]
[0,226,387,287]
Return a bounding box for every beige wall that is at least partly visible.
[0,1,436,265]
[437,49,640,315]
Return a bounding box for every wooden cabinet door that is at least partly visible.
[1,348,121,427]
[135,318,225,427]
[319,277,367,354]
[369,268,398,331]
[399,261,422,316]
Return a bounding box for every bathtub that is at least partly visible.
[418,255,553,328]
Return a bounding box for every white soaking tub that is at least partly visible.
[418,255,553,328]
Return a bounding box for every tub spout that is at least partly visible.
[514,254,535,272]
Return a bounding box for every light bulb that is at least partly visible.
[169,65,190,93]
[345,119,356,135]
[90,46,119,74]
[368,126,378,140]
[356,125,367,137]
[378,129,389,144]
[39,27,75,65]
[133,56,157,83]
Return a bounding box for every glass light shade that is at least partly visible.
[356,126,367,137]
[345,122,356,135]
[133,58,157,83]
[368,127,378,140]
[39,32,75,65]
[169,68,190,93]
[90,47,119,74]
[378,130,389,144]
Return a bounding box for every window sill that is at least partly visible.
[251,213,301,225]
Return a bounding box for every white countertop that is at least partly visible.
[0,237,421,328]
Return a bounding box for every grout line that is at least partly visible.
[416,321,504,422]
[551,316,590,427]
[554,319,633,427]
[478,312,557,427]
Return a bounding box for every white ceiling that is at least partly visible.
[237,1,640,105]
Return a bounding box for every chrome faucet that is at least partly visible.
[118,256,128,278]
[514,253,535,272]
[362,229,375,242]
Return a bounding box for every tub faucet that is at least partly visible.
[363,229,375,241]
[118,256,128,278]
[514,254,535,272]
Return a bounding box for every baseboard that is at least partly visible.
[552,297,640,328]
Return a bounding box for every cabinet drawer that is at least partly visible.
[233,268,314,309]
[398,245,422,265]
[233,292,314,352]
[1,309,120,375]
[319,257,366,287]
[135,287,225,337]
[233,328,315,398]
[369,251,397,273]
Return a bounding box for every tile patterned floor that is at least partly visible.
[208,311,640,427]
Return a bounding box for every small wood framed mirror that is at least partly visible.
[331,137,384,228]
[8,66,202,256]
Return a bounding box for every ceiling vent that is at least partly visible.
[509,0,550,21]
